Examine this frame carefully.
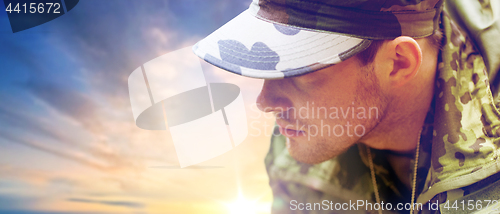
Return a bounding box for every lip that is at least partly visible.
[276,120,306,138]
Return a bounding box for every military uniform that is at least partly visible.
[194,0,500,213]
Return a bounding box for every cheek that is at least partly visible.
[302,78,383,134]
[290,60,369,122]
[305,80,359,111]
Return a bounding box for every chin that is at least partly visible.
[288,153,327,164]
[286,137,348,164]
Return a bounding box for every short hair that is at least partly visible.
[355,29,444,66]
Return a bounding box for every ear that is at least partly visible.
[386,36,422,88]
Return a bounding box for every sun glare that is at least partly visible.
[226,194,269,214]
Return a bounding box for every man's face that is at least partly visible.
[256,57,388,164]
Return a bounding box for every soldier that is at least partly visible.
[194,0,500,213]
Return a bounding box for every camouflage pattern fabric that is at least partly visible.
[251,0,444,39]
[446,0,500,95]
[264,3,500,214]
[266,131,412,214]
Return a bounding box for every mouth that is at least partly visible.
[276,120,306,138]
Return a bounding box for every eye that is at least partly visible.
[288,64,340,92]
[290,74,324,92]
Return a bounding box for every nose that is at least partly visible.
[256,80,292,114]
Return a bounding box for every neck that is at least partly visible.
[361,104,428,152]
[361,72,435,188]
[362,102,428,189]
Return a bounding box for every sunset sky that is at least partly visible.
[0,0,276,213]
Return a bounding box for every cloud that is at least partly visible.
[67,198,145,209]
[0,133,110,171]
[23,80,103,134]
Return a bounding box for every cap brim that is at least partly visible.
[193,9,371,79]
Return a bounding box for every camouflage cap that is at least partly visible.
[193,0,444,79]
